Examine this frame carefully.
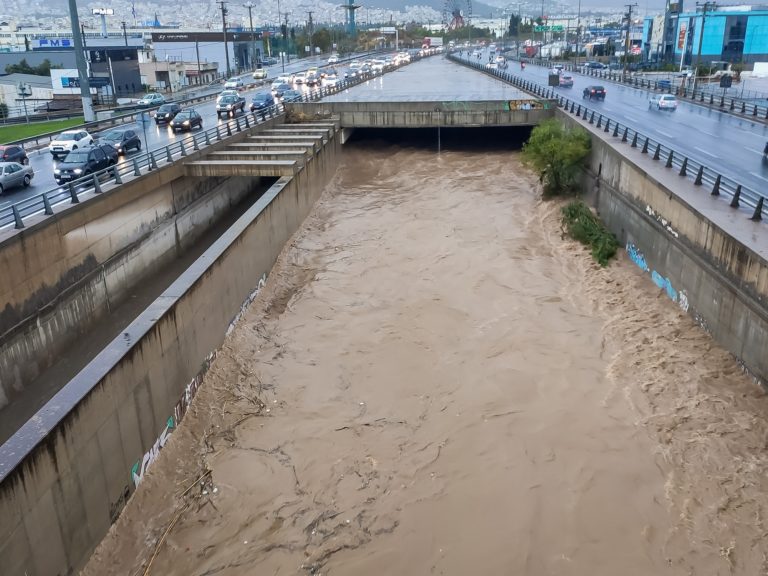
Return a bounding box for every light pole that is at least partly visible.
[245,2,256,69]
[622,3,638,77]
[68,0,95,122]
[575,0,581,66]
[17,82,31,123]
[217,0,231,78]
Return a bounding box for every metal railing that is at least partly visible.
[449,53,766,223]
[0,55,426,232]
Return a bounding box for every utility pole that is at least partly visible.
[195,40,202,84]
[217,0,231,78]
[245,2,256,69]
[575,0,581,66]
[69,0,94,122]
[693,1,715,93]
[121,21,128,46]
[307,11,313,57]
[622,3,638,77]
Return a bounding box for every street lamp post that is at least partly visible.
[245,2,256,70]
[575,0,581,66]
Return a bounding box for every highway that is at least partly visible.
[0,52,372,211]
[458,50,768,194]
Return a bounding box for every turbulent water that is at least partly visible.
[83,143,768,576]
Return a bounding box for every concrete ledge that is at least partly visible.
[208,150,309,162]
[185,160,298,177]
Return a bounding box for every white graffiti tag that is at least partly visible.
[131,416,174,487]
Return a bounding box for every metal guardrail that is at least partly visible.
[0,55,425,232]
[549,62,768,121]
[449,53,766,223]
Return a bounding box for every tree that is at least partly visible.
[0,102,8,119]
[521,119,591,197]
[5,58,60,75]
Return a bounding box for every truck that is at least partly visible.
[422,37,444,50]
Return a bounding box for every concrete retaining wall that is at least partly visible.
[287,100,556,127]
[561,110,768,383]
[0,117,284,409]
[0,126,340,576]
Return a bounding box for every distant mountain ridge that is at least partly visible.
[367,0,502,20]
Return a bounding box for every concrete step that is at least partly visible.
[208,150,308,162]
[185,160,298,177]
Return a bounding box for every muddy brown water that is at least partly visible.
[83,143,768,576]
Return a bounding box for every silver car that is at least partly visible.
[0,161,33,194]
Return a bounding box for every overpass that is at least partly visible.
[2,51,768,576]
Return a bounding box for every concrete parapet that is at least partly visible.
[0,117,341,576]
[208,150,309,162]
[285,100,556,128]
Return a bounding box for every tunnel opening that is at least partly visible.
[345,126,534,151]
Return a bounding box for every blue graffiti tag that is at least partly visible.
[651,270,678,302]
[626,243,649,272]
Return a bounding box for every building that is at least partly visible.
[0,72,52,117]
[138,48,219,92]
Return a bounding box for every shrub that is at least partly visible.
[521,119,591,197]
[561,200,619,266]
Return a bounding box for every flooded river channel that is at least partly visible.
[84,141,768,576]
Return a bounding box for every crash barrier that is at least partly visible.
[449,54,766,223]
[0,55,427,232]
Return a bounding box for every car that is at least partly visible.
[583,85,606,100]
[0,144,28,165]
[217,89,240,101]
[678,67,694,78]
[657,79,672,91]
[137,93,165,107]
[250,91,275,112]
[281,89,303,102]
[53,146,115,185]
[583,61,605,70]
[328,54,339,64]
[305,72,321,86]
[552,63,564,73]
[0,162,33,194]
[154,103,182,124]
[649,93,678,110]
[216,94,246,118]
[293,71,307,84]
[370,59,386,73]
[224,77,244,90]
[271,82,291,98]
[263,57,278,66]
[100,128,142,154]
[559,74,574,88]
[253,68,268,80]
[274,75,293,85]
[323,74,339,87]
[169,108,203,131]
[49,130,95,159]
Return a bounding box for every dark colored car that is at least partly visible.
[0,144,28,165]
[281,89,303,102]
[169,109,203,132]
[583,61,605,69]
[155,103,181,124]
[54,145,116,185]
[100,128,141,154]
[250,91,275,112]
[583,85,607,100]
[271,82,291,98]
[657,79,672,91]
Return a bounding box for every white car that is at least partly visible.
[293,71,307,84]
[48,130,95,159]
[137,93,165,107]
[274,75,293,85]
[224,77,244,90]
[649,93,678,111]
[328,55,339,64]
[323,74,339,87]
[370,60,386,73]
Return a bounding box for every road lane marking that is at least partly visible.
[746,147,764,156]
[694,146,718,158]
[750,172,768,183]
[624,114,639,123]
[654,129,675,138]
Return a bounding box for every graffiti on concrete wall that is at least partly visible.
[645,205,679,239]
[131,416,174,487]
[129,273,269,488]
[626,242,690,312]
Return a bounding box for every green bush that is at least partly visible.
[521,118,591,197]
[561,200,619,266]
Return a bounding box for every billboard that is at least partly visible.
[677,21,687,49]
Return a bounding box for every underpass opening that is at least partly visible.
[342,126,534,151]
